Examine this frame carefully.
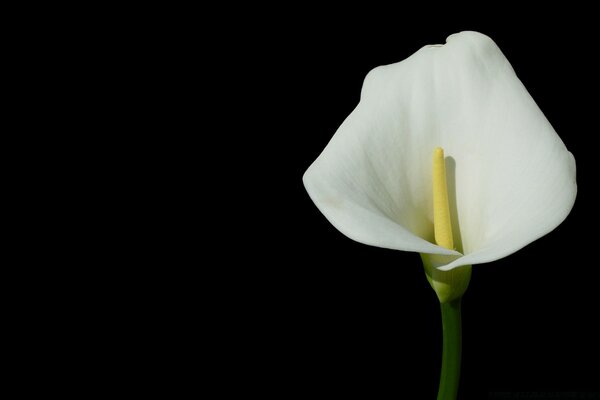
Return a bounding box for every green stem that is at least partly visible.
[437,298,462,400]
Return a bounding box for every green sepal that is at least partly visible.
[421,254,471,303]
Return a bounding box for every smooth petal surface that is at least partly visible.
[303,31,576,270]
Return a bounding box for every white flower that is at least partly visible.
[303,31,576,273]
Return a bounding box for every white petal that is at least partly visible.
[303,31,576,269]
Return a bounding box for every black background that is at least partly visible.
[229,15,598,399]
[14,8,598,399]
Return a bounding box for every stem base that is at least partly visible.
[437,298,462,400]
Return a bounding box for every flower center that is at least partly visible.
[433,147,454,250]
[421,147,471,304]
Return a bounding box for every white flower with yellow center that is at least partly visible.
[303,31,576,399]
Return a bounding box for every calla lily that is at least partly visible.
[304,31,576,273]
[303,31,576,399]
